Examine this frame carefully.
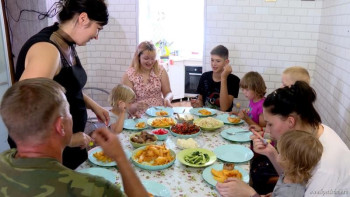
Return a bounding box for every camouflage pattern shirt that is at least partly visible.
[0,149,125,197]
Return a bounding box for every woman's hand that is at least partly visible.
[93,105,110,126]
[164,98,173,107]
[68,132,93,149]
[252,138,275,157]
[216,178,257,197]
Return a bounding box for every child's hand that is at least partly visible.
[221,64,232,79]
[190,98,202,108]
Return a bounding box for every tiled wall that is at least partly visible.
[6,0,348,147]
[79,0,349,147]
[313,0,350,147]
[78,0,137,106]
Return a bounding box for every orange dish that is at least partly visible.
[151,117,175,127]
[155,111,168,116]
[134,144,175,166]
[135,122,146,128]
[211,168,242,183]
[93,151,113,163]
[198,109,212,116]
[227,117,241,124]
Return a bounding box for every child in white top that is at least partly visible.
[108,84,135,134]
[281,66,310,87]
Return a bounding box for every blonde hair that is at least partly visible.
[240,71,266,98]
[0,78,67,142]
[130,41,160,75]
[283,66,310,85]
[108,84,135,107]
[277,130,323,184]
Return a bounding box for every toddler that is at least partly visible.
[108,84,136,134]
[282,66,310,87]
[273,130,323,196]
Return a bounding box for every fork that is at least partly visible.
[127,111,137,121]
[226,130,250,135]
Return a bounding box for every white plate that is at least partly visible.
[146,106,174,117]
[202,164,249,186]
[78,167,117,184]
[213,144,253,163]
[88,146,131,167]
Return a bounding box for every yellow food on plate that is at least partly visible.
[151,117,175,127]
[198,109,212,115]
[211,168,242,183]
[195,117,223,128]
[93,151,113,163]
[134,144,174,166]
[227,116,241,123]
[135,122,146,128]
[155,110,168,116]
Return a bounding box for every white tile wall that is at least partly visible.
[204,0,322,110]
[313,0,350,147]
[76,0,350,147]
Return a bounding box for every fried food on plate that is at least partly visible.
[227,116,241,123]
[155,110,168,116]
[93,151,113,163]
[135,122,146,128]
[198,109,211,116]
[151,117,175,127]
[211,167,242,183]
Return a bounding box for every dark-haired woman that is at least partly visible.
[216,81,350,197]
[11,0,110,169]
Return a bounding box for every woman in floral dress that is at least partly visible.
[122,41,173,117]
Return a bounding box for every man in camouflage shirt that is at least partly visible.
[0,78,148,197]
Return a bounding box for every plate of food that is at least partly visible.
[216,114,244,125]
[221,128,252,142]
[77,167,118,184]
[124,118,148,130]
[88,146,131,167]
[189,108,217,117]
[146,106,174,117]
[147,117,176,128]
[193,117,224,131]
[170,122,201,138]
[130,131,158,148]
[131,144,176,171]
[177,148,216,167]
[213,144,253,163]
[175,138,204,149]
[202,163,249,187]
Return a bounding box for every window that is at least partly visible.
[138,0,204,59]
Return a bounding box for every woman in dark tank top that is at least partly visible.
[11,0,110,169]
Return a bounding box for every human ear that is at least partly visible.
[55,117,65,136]
[287,116,296,129]
[78,12,89,25]
[225,58,230,65]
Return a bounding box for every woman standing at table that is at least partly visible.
[216,81,350,197]
[11,0,110,169]
[122,41,173,117]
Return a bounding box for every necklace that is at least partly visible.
[50,28,77,66]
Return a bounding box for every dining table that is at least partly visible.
[78,107,252,197]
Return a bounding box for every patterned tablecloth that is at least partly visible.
[79,107,251,197]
